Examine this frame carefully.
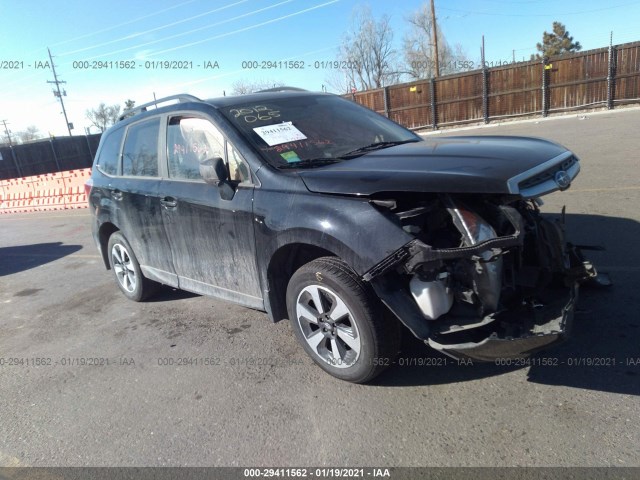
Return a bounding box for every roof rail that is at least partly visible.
[255,86,308,93]
[118,94,202,121]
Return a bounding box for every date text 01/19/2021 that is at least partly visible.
[493,357,620,367]
[70,60,221,70]
[240,60,363,70]
[243,468,391,477]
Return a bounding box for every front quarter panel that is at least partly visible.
[253,173,413,278]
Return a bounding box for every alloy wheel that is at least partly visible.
[295,285,361,368]
[111,243,137,293]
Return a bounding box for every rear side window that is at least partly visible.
[96,127,124,175]
[122,119,160,177]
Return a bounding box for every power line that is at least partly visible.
[147,0,339,57]
[431,0,440,77]
[78,0,296,62]
[49,0,202,49]
[59,0,251,57]
[47,48,73,137]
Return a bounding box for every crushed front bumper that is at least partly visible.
[426,285,578,362]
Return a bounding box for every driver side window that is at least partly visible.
[167,116,225,181]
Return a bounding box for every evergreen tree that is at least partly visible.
[533,22,582,59]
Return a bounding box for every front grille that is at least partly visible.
[518,156,577,190]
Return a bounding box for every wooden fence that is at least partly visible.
[349,41,640,130]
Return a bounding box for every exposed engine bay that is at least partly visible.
[366,193,602,361]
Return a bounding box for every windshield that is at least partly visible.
[219,94,420,168]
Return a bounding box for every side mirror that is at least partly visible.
[199,157,228,185]
[199,156,235,200]
[200,157,224,185]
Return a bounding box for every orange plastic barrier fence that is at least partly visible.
[0,177,34,214]
[61,169,92,209]
[0,180,6,211]
[0,168,92,215]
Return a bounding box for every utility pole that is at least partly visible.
[47,48,73,137]
[1,119,13,146]
[430,0,440,77]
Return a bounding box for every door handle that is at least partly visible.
[160,196,178,209]
[111,189,123,201]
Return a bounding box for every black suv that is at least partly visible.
[88,89,600,383]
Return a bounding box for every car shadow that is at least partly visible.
[146,285,201,302]
[0,242,83,276]
[372,213,640,396]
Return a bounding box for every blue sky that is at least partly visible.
[1,0,637,136]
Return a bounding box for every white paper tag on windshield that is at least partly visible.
[253,122,307,146]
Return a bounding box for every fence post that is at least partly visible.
[607,39,617,110]
[49,138,62,172]
[10,146,22,178]
[541,56,549,118]
[482,65,489,123]
[85,135,94,165]
[430,78,437,130]
[383,86,390,118]
[481,35,489,123]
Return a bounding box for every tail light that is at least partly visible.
[84,178,93,198]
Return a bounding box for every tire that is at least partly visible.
[107,231,157,302]
[286,256,400,383]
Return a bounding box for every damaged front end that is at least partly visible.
[366,194,599,362]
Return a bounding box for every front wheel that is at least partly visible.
[286,257,400,383]
[107,232,157,302]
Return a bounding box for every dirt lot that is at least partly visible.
[1,108,639,468]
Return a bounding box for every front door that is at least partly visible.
[159,114,262,308]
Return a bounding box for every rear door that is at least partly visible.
[159,114,262,308]
[113,117,178,286]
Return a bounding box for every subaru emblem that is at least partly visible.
[554,170,571,189]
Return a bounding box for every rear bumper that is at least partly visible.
[427,285,578,362]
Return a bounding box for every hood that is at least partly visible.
[298,136,575,197]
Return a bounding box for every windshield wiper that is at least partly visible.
[338,139,419,159]
[277,158,342,169]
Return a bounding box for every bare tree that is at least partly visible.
[403,3,469,80]
[324,70,352,95]
[16,125,42,143]
[86,103,121,132]
[333,6,400,92]
[231,79,285,95]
